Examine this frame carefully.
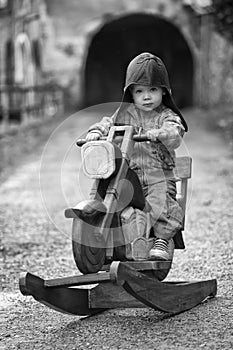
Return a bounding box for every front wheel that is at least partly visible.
[72,218,106,274]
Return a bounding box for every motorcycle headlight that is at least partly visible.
[81,141,120,179]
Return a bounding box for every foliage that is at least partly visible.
[212,0,233,41]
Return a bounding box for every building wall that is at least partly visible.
[0,0,63,125]
[0,11,11,85]
[208,31,233,106]
[0,0,45,86]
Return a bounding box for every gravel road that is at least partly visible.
[0,108,233,350]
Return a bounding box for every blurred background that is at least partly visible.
[0,0,233,175]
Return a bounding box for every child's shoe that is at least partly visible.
[149,238,174,261]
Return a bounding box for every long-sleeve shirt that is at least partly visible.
[88,103,185,184]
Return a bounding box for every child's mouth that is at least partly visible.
[143,103,153,107]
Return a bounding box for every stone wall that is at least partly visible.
[42,0,233,109]
[209,32,233,106]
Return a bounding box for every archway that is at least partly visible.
[84,13,194,108]
[15,33,35,86]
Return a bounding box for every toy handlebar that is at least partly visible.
[133,134,150,142]
[76,137,107,147]
[76,134,150,147]
[76,139,88,147]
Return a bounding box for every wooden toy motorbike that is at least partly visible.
[19,125,217,317]
[68,125,183,278]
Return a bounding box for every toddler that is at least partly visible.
[86,52,188,260]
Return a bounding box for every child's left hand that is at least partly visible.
[146,129,160,141]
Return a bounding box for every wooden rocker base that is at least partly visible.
[19,261,217,316]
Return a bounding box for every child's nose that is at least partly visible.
[144,91,151,99]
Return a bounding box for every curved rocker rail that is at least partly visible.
[19,261,217,316]
[110,262,217,314]
[19,272,105,316]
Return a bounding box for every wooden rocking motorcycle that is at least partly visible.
[19,125,217,316]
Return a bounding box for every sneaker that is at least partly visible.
[149,238,174,261]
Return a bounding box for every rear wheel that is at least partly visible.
[72,218,106,274]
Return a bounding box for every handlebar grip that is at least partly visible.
[76,139,87,147]
[133,134,150,142]
[76,137,107,147]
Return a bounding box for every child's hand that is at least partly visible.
[146,129,160,141]
[86,132,101,141]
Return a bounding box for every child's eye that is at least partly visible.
[135,89,142,94]
[150,87,158,92]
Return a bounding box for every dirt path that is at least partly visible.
[1,108,233,350]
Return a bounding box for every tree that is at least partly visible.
[212,0,233,41]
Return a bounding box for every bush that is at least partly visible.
[212,0,233,41]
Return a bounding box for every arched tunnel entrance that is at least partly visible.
[84,14,194,109]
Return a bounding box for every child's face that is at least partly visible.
[131,84,163,112]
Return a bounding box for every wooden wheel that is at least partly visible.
[72,218,106,274]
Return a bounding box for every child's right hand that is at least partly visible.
[85,132,101,141]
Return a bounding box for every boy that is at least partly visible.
[85,52,188,261]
